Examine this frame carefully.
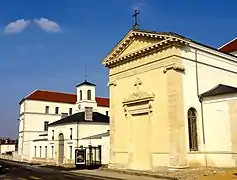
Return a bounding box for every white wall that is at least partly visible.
[31,141,48,159]
[182,46,237,151]
[0,144,16,154]
[97,106,110,116]
[29,122,109,164]
[25,100,75,115]
[18,91,109,161]
[78,123,109,139]
[181,45,237,166]
[76,85,96,102]
[18,100,74,159]
[201,96,236,167]
[203,98,231,151]
[101,136,110,165]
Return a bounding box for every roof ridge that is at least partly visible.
[34,90,108,99]
[25,89,38,98]
[96,96,109,99]
[218,37,237,50]
[36,89,76,95]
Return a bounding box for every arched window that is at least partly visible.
[87,90,91,100]
[80,90,82,100]
[188,108,198,151]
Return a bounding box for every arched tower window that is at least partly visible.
[80,90,82,100]
[87,90,91,100]
[188,107,198,151]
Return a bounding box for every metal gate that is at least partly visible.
[75,145,102,169]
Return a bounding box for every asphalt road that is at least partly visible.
[0,159,120,180]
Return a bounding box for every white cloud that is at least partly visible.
[132,0,146,10]
[34,18,61,33]
[4,19,30,34]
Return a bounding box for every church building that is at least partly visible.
[102,24,237,170]
[18,80,110,165]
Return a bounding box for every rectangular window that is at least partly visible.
[55,107,59,114]
[52,130,54,140]
[34,146,37,157]
[69,146,72,159]
[45,146,47,158]
[45,106,49,114]
[85,107,93,121]
[69,108,73,115]
[51,146,54,159]
[44,121,49,131]
[39,146,42,157]
[106,111,109,116]
[70,128,72,140]
[61,113,68,118]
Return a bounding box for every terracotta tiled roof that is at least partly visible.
[20,90,109,107]
[219,38,237,53]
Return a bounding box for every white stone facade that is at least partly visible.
[17,81,110,165]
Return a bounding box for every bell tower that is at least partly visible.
[75,80,97,112]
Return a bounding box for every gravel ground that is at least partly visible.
[153,167,237,180]
[102,167,237,180]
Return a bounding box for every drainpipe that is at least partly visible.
[195,49,207,166]
[77,120,79,149]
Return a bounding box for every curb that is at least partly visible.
[99,168,178,180]
[0,159,178,180]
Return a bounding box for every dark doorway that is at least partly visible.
[58,133,64,164]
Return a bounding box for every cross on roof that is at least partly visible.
[132,9,140,29]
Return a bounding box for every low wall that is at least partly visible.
[0,152,24,162]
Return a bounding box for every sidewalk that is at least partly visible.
[70,169,171,180]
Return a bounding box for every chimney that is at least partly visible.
[85,107,93,121]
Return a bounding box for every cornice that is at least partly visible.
[109,55,183,81]
[163,63,186,73]
[102,30,190,68]
[105,39,188,68]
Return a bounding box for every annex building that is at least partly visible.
[18,80,110,165]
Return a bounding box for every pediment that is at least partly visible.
[119,36,160,58]
[101,29,190,67]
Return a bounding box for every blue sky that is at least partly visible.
[1,0,237,138]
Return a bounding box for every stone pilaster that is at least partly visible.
[165,65,188,168]
[107,80,117,168]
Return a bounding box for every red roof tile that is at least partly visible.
[219,38,237,53]
[20,90,109,107]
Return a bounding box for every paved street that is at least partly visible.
[0,159,121,180]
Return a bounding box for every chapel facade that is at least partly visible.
[102,28,237,170]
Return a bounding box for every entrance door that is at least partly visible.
[130,113,150,170]
[58,133,64,164]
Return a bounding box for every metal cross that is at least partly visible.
[132,9,140,29]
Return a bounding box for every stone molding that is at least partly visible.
[122,78,155,116]
[107,80,117,87]
[102,30,190,67]
[163,63,186,73]
[109,56,184,81]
